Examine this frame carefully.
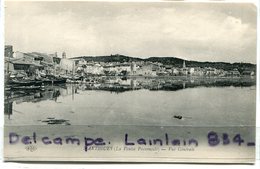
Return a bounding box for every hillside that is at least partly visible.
[71,54,256,72]
[72,54,142,63]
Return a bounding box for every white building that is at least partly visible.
[60,58,75,74]
[85,64,104,75]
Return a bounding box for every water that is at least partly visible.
[4,77,256,127]
[4,77,256,162]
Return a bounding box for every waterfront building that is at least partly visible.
[85,63,104,75]
[164,65,173,75]
[117,63,131,72]
[103,65,117,73]
[230,69,240,76]
[5,55,43,78]
[242,70,255,76]
[60,58,75,74]
[130,62,137,75]
[136,63,157,76]
[191,67,204,76]
[78,58,87,66]
[172,68,180,76]
[189,67,195,75]
[205,67,216,76]
[5,45,13,58]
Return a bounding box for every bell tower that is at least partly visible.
[183,60,186,68]
[62,52,66,59]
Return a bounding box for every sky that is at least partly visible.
[4,1,257,63]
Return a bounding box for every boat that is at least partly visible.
[43,75,67,84]
[37,75,67,85]
[52,78,67,84]
[173,115,183,120]
[41,78,67,84]
[8,79,43,86]
[11,85,42,91]
[4,87,11,91]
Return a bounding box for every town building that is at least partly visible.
[242,70,255,76]
[230,69,240,76]
[85,63,104,75]
[60,58,75,74]
[136,63,157,76]
[5,45,13,58]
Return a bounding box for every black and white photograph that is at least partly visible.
[3,0,257,163]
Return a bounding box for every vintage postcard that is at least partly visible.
[3,0,257,163]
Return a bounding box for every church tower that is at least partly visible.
[62,52,66,59]
[183,60,186,68]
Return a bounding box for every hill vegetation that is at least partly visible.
[71,54,256,72]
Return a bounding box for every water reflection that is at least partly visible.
[75,76,256,92]
[4,102,13,120]
[4,77,256,125]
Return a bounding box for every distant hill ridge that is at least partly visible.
[70,54,256,72]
